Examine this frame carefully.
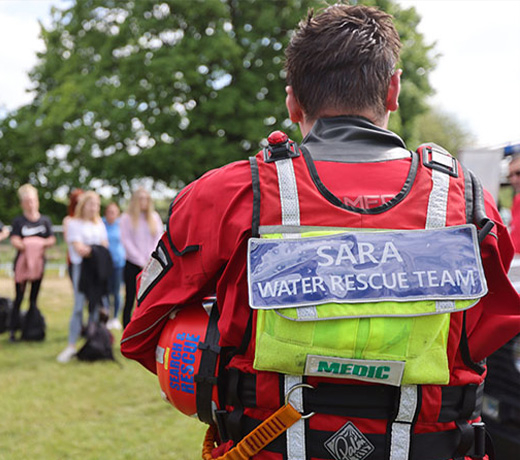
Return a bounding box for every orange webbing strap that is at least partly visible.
[202,403,302,460]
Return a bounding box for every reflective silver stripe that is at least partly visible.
[389,385,418,460]
[426,167,455,313]
[138,256,165,300]
[156,245,169,265]
[389,166,452,458]
[388,166,450,458]
[285,375,306,460]
[426,167,449,229]
[276,158,317,321]
[276,160,307,459]
[276,159,300,229]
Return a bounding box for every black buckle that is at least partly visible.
[472,421,486,458]
[263,140,300,163]
[477,218,495,244]
[214,409,231,442]
[421,144,459,178]
[455,420,487,459]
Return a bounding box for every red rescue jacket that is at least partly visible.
[121,117,520,460]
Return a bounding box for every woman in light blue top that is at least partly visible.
[103,202,126,330]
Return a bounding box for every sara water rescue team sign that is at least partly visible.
[247,225,487,309]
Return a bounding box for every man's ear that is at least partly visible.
[386,69,402,112]
[285,86,304,123]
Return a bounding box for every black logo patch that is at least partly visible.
[324,422,375,460]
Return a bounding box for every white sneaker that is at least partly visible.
[107,318,122,330]
[57,345,76,363]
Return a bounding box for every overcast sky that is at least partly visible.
[0,0,519,148]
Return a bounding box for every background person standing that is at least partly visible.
[120,188,162,328]
[57,191,108,363]
[103,202,125,330]
[9,184,55,342]
[62,188,84,280]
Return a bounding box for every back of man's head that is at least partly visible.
[285,4,401,123]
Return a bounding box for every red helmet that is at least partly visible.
[156,303,219,420]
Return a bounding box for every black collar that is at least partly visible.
[301,116,410,163]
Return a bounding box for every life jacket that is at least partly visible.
[215,134,493,460]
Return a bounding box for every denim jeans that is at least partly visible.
[107,265,124,319]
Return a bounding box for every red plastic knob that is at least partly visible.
[267,131,288,145]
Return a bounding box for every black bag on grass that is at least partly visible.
[77,321,114,361]
[0,297,13,334]
[21,305,46,341]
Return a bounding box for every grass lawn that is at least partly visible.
[0,275,206,460]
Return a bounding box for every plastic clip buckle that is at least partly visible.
[263,140,299,163]
[422,145,459,178]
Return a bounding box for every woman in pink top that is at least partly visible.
[120,188,163,328]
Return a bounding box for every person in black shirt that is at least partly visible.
[9,184,56,341]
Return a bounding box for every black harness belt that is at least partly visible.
[225,373,483,422]
[240,416,486,460]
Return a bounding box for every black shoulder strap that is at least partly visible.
[249,156,261,238]
[467,169,495,243]
[459,163,475,226]
[194,301,221,425]
[458,310,486,376]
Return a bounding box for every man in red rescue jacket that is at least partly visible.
[121,4,520,460]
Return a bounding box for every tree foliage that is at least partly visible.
[0,0,449,222]
[414,108,476,155]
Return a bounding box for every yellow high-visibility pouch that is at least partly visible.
[248,226,487,385]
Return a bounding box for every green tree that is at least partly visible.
[414,108,475,155]
[0,105,67,224]
[20,0,320,197]
[0,0,438,215]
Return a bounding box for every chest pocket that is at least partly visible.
[249,227,486,385]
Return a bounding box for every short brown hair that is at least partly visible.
[285,4,401,121]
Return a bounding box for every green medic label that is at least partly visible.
[305,355,405,386]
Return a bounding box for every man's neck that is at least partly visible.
[300,109,387,137]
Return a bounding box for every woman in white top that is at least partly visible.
[57,191,108,363]
[120,188,163,328]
